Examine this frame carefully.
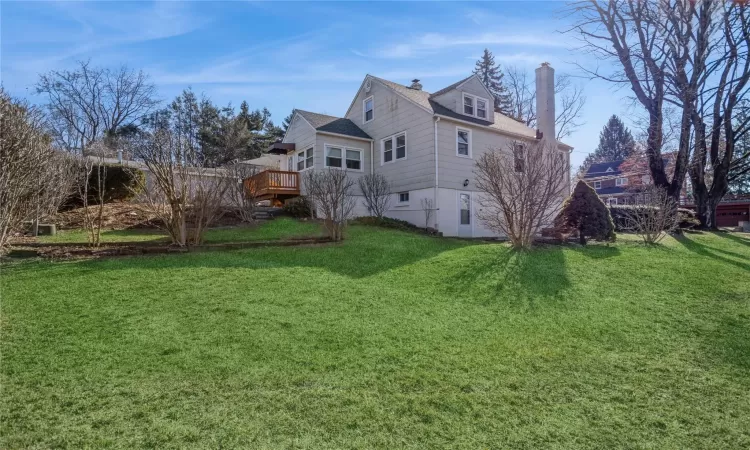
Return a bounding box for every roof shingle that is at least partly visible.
[295,110,371,140]
[369,75,537,139]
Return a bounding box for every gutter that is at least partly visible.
[433,113,539,143]
[315,130,373,142]
[434,116,441,228]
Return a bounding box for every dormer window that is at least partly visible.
[476,99,487,119]
[462,93,490,119]
[463,95,474,115]
[616,177,628,186]
[363,96,374,123]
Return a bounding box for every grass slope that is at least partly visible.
[2,227,749,449]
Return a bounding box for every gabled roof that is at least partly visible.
[584,160,625,178]
[295,109,371,140]
[429,74,476,98]
[367,75,538,139]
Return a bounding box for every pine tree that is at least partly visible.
[556,180,616,245]
[582,115,636,169]
[282,111,293,132]
[473,48,512,115]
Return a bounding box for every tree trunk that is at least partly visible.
[579,226,586,245]
[692,185,710,228]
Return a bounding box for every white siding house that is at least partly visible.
[275,63,572,237]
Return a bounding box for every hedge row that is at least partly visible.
[608,205,700,231]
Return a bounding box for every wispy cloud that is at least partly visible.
[354,31,570,60]
[5,2,208,89]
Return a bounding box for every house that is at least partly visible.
[582,153,684,205]
[256,63,572,237]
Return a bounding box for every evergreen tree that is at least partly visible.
[282,111,294,132]
[582,115,636,169]
[556,180,616,245]
[473,48,512,115]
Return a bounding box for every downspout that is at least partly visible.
[370,140,374,175]
[434,116,441,228]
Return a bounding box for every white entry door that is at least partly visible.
[458,192,473,237]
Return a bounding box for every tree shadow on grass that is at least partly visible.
[15,227,479,280]
[567,242,622,259]
[714,231,750,248]
[706,314,750,372]
[445,244,571,308]
[674,234,750,272]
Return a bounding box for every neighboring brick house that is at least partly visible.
[582,153,681,205]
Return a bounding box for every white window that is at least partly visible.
[608,197,618,206]
[456,127,471,157]
[616,177,628,186]
[346,149,362,170]
[363,96,374,123]
[325,146,343,168]
[476,99,487,119]
[593,180,602,189]
[324,145,363,171]
[462,93,491,119]
[463,94,474,115]
[398,192,410,204]
[381,132,406,164]
[297,147,313,171]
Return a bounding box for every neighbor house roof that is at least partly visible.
[369,75,538,140]
[584,160,625,178]
[295,109,371,140]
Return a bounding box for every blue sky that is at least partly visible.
[2,1,635,167]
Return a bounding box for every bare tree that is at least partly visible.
[421,198,435,229]
[126,126,229,246]
[303,169,356,241]
[0,91,78,252]
[620,186,679,244]
[475,141,570,249]
[187,170,229,244]
[504,66,586,140]
[74,142,110,247]
[36,60,158,153]
[358,173,391,218]
[225,161,261,223]
[568,0,750,227]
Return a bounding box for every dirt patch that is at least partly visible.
[20,237,335,260]
[53,202,252,231]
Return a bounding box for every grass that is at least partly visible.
[35,217,321,244]
[2,226,749,449]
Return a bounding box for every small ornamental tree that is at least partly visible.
[556,180,615,245]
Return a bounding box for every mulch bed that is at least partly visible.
[10,237,335,260]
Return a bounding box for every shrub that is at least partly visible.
[677,208,700,229]
[556,180,616,245]
[351,216,421,232]
[609,205,699,231]
[283,196,313,218]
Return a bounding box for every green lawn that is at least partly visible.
[2,226,749,448]
[36,217,322,244]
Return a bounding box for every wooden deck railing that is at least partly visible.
[245,170,300,198]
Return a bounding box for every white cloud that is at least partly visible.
[355,31,570,60]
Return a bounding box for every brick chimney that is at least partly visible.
[409,79,422,90]
[535,62,555,142]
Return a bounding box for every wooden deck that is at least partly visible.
[245,170,300,205]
